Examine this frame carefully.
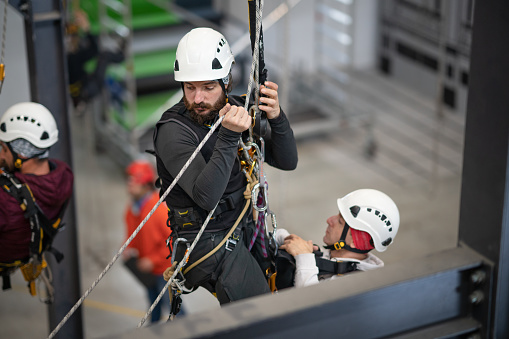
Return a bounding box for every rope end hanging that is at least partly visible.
[0,63,5,93]
[1,0,7,94]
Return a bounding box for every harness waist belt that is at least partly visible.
[169,186,246,232]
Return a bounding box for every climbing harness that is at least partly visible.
[48,114,225,339]
[48,0,274,336]
[162,0,279,320]
[0,169,67,303]
[271,250,359,291]
[163,0,279,318]
[0,0,7,93]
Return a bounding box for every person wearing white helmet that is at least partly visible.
[275,189,400,288]
[154,27,297,305]
[0,102,73,287]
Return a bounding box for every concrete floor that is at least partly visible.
[0,70,464,338]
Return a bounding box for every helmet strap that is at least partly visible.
[323,223,371,254]
[218,78,229,103]
[6,142,47,171]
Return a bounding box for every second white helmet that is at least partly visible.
[0,102,59,149]
[174,27,235,82]
[337,189,400,252]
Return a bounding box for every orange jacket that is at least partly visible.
[125,191,171,275]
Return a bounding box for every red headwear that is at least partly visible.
[350,228,375,251]
[126,160,155,185]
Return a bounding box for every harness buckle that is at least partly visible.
[334,241,345,251]
[225,233,240,252]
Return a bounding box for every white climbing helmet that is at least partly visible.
[174,27,235,82]
[0,102,59,149]
[337,189,400,252]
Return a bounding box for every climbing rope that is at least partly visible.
[0,0,8,93]
[49,1,267,336]
[47,116,224,339]
[137,203,219,328]
[141,0,269,324]
[243,0,278,255]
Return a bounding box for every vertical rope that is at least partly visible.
[0,0,6,64]
[0,0,8,93]
[137,204,219,328]
[141,0,267,325]
[49,2,266,336]
[243,0,264,142]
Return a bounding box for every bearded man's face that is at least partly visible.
[183,81,226,124]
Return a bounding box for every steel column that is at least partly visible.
[458,0,509,337]
[9,0,84,338]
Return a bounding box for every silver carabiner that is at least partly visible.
[252,182,268,212]
[170,238,190,264]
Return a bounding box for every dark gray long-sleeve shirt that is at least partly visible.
[155,105,297,212]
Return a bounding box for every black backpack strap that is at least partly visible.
[0,171,67,261]
[273,249,359,291]
[315,257,358,275]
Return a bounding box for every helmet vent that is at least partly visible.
[174,60,179,72]
[0,122,5,132]
[41,131,49,140]
[381,238,392,246]
[212,58,222,70]
[350,205,360,217]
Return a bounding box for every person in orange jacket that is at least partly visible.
[123,160,175,323]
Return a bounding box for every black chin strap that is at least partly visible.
[218,78,229,103]
[323,223,371,254]
[5,142,46,171]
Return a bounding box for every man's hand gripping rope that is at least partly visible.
[47,115,226,338]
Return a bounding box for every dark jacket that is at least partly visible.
[0,159,74,262]
[153,95,298,234]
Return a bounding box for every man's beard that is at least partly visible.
[184,94,226,125]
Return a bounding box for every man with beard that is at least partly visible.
[153,27,298,305]
[0,102,73,292]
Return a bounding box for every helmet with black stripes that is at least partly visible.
[337,189,400,252]
[174,27,234,86]
[0,102,58,149]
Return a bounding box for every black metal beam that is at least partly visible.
[107,247,486,339]
[9,1,84,338]
[458,0,509,337]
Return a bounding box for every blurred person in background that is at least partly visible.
[123,160,181,323]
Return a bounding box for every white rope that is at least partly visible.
[243,0,264,142]
[141,0,267,324]
[137,205,217,327]
[47,116,224,339]
[49,2,266,336]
